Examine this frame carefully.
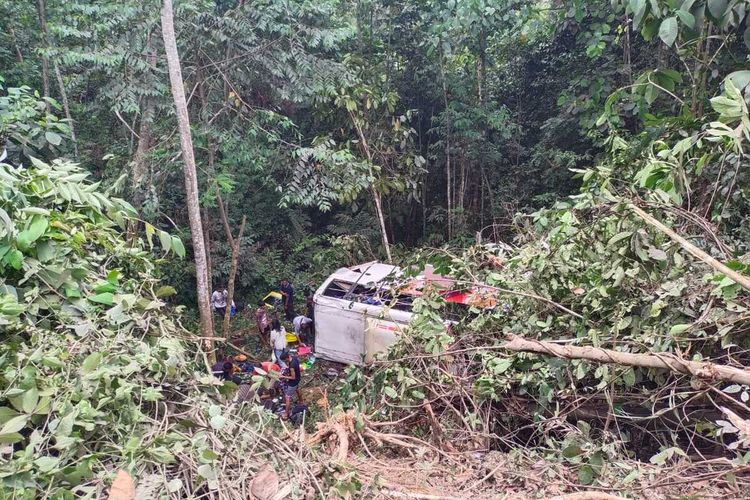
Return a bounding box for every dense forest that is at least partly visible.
[2,0,750,498]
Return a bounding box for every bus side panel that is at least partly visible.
[364,318,403,364]
[314,301,365,365]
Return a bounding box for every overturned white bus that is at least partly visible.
[312,261,496,365]
[312,262,409,365]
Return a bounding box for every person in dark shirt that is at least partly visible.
[220,362,242,384]
[279,349,302,420]
[211,352,232,378]
[279,279,295,320]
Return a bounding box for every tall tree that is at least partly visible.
[34,0,50,110]
[160,0,214,344]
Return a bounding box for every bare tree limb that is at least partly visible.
[504,335,750,386]
[630,204,750,292]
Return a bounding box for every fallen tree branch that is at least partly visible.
[548,493,625,500]
[630,204,750,292]
[504,335,750,386]
[381,491,465,500]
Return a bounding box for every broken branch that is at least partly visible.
[630,204,750,292]
[504,335,750,386]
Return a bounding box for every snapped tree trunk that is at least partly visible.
[216,190,246,339]
[161,0,214,347]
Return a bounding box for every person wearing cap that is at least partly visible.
[279,349,302,420]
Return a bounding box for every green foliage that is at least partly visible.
[341,74,750,461]
[0,83,70,163]
[0,151,248,496]
[0,149,323,497]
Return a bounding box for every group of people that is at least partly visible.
[251,279,315,352]
[212,349,305,422]
[209,278,315,423]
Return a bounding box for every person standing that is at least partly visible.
[211,286,227,317]
[279,278,295,321]
[269,319,288,368]
[254,300,271,347]
[279,349,302,420]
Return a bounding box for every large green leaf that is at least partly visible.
[658,17,678,46]
[630,0,647,28]
[44,131,62,146]
[156,286,177,298]
[159,230,172,254]
[16,216,48,251]
[707,0,728,19]
[0,415,29,438]
[171,236,185,258]
[9,388,39,414]
[727,71,750,92]
[80,352,102,374]
[3,249,23,270]
[676,9,695,28]
[88,292,114,305]
[578,464,595,485]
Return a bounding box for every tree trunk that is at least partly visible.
[131,41,157,208]
[126,97,154,242]
[216,190,246,339]
[503,335,750,386]
[202,207,213,289]
[52,60,78,158]
[9,25,24,63]
[131,101,154,200]
[371,186,393,263]
[349,111,392,262]
[196,74,214,287]
[37,0,78,153]
[440,61,452,240]
[222,216,246,339]
[161,0,214,347]
[35,0,51,112]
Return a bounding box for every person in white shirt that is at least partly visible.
[211,287,228,317]
[292,315,313,344]
[269,319,288,368]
